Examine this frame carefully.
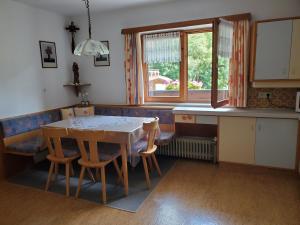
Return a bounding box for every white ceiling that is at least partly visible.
[13,0,179,16]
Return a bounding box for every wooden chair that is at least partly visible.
[42,127,80,197]
[140,117,162,188]
[69,129,123,204]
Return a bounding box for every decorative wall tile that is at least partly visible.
[247,87,299,109]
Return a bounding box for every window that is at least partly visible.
[142,20,232,106]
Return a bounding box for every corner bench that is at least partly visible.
[0,109,61,162]
[95,105,176,145]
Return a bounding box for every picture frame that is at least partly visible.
[39,41,58,68]
[94,41,110,67]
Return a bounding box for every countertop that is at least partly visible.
[172,107,300,119]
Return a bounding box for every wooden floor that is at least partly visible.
[0,160,299,225]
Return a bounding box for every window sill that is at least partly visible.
[144,102,232,108]
[144,102,212,107]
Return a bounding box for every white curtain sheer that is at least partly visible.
[218,19,233,58]
[143,32,181,64]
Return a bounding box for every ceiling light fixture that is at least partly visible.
[74,0,109,56]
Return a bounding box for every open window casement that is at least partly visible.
[211,18,233,108]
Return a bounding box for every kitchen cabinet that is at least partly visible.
[254,20,292,80]
[289,19,300,79]
[251,17,300,86]
[255,118,298,169]
[219,117,256,164]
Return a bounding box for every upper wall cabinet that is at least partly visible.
[250,17,300,87]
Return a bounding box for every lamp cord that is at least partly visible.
[83,0,92,39]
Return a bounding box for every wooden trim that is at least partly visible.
[252,79,300,82]
[211,19,218,107]
[0,123,5,180]
[295,121,300,172]
[3,129,42,146]
[255,16,300,24]
[216,116,220,162]
[184,28,213,34]
[2,150,35,157]
[121,13,251,34]
[180,31,188,102]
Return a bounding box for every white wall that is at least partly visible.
[70,0,300,104]
[0,0,77,119]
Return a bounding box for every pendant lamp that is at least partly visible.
[74,0,109,56]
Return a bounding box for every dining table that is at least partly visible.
[45,115,155,196]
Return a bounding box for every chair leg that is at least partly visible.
[96,169,101,182]
[87,168,96,183]
[45,161,55,191]
[70,163,75,177]
[53,163,59,181]
[76,166,86,198]
[65,163,70,197]
[100,167,107,204]
[151,154,162,176]
[113,159,123,185]
[142,156,151,189]
[147,156,153,172]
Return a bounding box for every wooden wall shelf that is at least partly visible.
[63,83,91,96]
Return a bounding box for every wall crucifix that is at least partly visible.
[65,21,80,53]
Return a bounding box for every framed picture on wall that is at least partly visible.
[39,41,58,68]
[94,41,110,67]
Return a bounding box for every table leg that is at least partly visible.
[121,143,128,196]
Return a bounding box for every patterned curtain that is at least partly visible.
[124,33,144,105]
[228,20,250,107]
[143,32,181,63]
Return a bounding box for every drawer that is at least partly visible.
[196,115,218,125]
[175,114,196,123]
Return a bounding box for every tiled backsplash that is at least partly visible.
[247,88,299,109]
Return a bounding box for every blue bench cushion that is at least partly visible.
[155,131,175,145]
[6,136,45,154]
[0,110,61,138]
[95,106,174,125]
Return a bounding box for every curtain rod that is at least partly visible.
[121,13,251,34]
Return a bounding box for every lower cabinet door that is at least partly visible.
[219,117,256,164]
[255,118,298,169]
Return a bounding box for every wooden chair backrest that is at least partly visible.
[68,129,104,163]
[143,117,159,151]
[42,127,68,159]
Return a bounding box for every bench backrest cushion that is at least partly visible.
[95,106,174,125]
[0,110,61,138]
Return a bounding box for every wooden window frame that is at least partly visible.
[142,32,186,103]
[142,27,217,104]
[211,18,229,108]
[124,13,251,107]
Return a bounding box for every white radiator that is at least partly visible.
[157,136,217,163]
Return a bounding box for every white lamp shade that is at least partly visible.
[74,39,109,56]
